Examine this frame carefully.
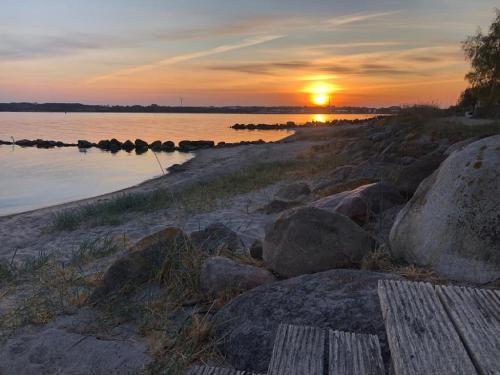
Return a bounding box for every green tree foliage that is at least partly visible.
[461,9,500,107]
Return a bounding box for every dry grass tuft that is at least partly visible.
[361,248,397,272]
[397,265,447,284]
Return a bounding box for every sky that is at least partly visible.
[0,0,498,107]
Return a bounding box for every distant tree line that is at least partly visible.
[0,102,400,115]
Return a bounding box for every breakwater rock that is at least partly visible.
[1,137,269,153]
[231,116,385,130]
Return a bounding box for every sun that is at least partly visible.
[312,94,329,106]
[304,82,336,106]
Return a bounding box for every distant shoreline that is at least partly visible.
[0,102,400,115]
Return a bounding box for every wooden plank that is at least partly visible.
[436,285,500,375]
[267,323,326,375]
[329,330,385,375]
[188,366,262,375]
[378,280,478,375]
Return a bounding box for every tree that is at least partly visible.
[461,9,500,108]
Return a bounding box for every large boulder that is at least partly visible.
[200,257,276,295]
[214,269,400,373]
[263,207,375,278]
[390,135,500,283]
[190,223,245,255]
[312,182,405,224]
[93,227,187,298]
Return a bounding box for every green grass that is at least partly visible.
[50,160,309,232]
[69,236,122,265]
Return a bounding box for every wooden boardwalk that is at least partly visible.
[379,280,500,375]
[189,281,499,374]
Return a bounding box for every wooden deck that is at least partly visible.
[379,280,500,375]
[329,330,385,375]
[189,281,499,375]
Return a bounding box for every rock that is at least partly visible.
[390,135,500,283]
[134,139,149,154]
[259,199,300,214]
[311,182,405,224]
[77,140,93,149]
[178,140,215,152]
[161,141,175,152]
[190,223,245,255]
[97,139,111,150]
[214,269,400,373]
[149,140,162,151]
[249,240,263,260]
[392,151,446,195]
[275,183,310,201]
[122,140,135,152]
[200,257,276,295]
[93,227,187,297]
[15,139,35,147]
[109,138,122,152]
[263,207,375,278]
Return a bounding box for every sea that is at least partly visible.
[0,112,376,216]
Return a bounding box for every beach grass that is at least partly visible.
[49,160,314,232]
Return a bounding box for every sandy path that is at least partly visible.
[0,138,314,263]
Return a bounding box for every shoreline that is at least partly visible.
[0,131,299,219]
[0,129,312,262]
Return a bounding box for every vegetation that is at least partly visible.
[0,237,123,334]
[458,8,500,114]
[50,155,348,232]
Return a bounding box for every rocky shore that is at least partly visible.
[0,111,499,374]
[231,115,385,130]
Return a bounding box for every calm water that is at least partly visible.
[0,112,375,216]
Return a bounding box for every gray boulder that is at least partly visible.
[311,182,405,224]
[263,207,375,278]
[190,223,245,255]
[390,135,500,283]
[92,227,187,298]
[214,269,400,373]
[200,257,276,295]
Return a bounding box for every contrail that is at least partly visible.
[86,34,284,84]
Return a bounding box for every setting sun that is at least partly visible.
[305,82,336,106]
[312,94,329,106]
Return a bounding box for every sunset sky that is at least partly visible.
[1,0,498,107]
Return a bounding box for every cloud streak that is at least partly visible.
[326,11,402,28]
[87,34,283,83]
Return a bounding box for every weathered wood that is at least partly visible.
[329,330,385,375]
[267,323,326,375]
[436,284,500,375]
[188,366,262,375]
[378,280,478,375]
